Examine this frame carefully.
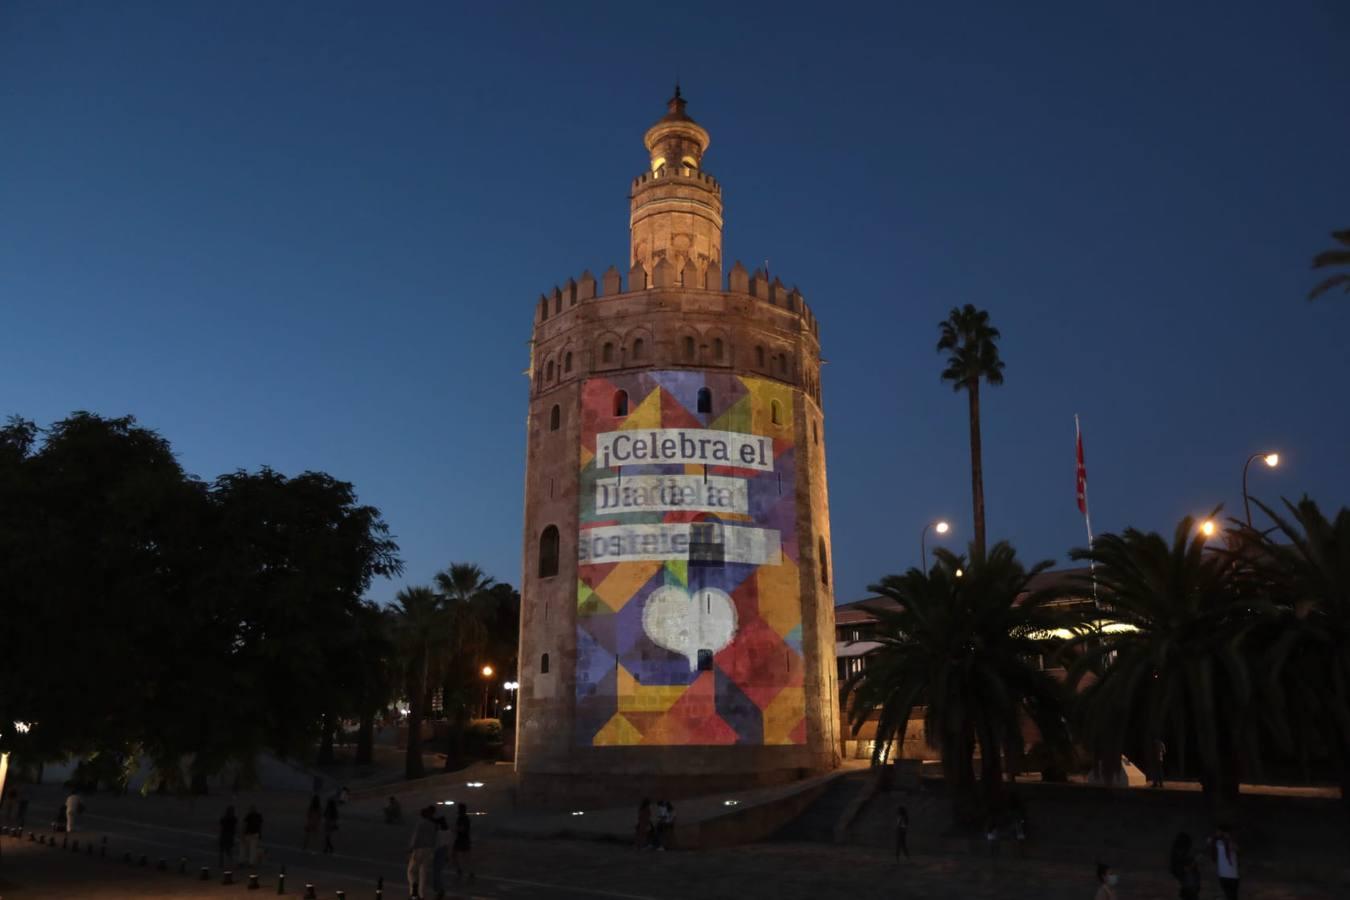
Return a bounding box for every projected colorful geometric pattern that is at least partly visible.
[576,370,805,746]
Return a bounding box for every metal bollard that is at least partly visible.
[200,866,211,881]
[336,891,345,900]
[179,857,188,875]
[248,873,261,890]
[375,873,383,899]
[101,835,107,858]
[223,870,234,885]
[303,883,316,899]
[276,865,286,895]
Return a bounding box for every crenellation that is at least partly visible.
[552,286,563,316]
[652,257,676,288]
[729,261,749,294]
[578,271,596,301]
[566,278,577,306]
[750,268,769,299]
[706,259,723,291]
[629,261,647,291]
[601,266,621,296]
[680,258,699,288]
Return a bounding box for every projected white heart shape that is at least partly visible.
[641,585,738,671]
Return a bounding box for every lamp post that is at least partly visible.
[1242,451,1280,527]
[480,665,494,719]
[1199,519,1219,539]
[920,520,950,572]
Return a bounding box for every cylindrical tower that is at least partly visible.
[517,90,839,807]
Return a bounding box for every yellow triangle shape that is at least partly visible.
[620,385,662,430]
[593,711,644,746]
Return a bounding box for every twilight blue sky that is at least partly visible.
[3,2,1348,605]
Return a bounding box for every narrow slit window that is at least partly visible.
[819,537,829,586]
[545,360,554,382]
[697,649,714,671]
[549,404,561,432]
[564,352,573,373]
[538,525,560,578]
[712,338,724,361]
[613,390,629,416]
[632,337,645,360]
[602,342,614,364]
[684,336,696,360]
[540,652,550,674]
[771,399,782,426]
[696,387,712,414]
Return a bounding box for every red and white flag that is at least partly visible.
[1075,417,1088,516]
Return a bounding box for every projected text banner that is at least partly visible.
[575,370,805,748]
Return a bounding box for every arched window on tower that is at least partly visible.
[545,360,554,382]
[771,399,782,426]
[549,404,561,432]
[755,346,765,368]
[818,537,829,586]
[613,390,629,417]
[564,352,573,373]
[683,336,696,360]
[538,525,560,578]
[712,338,724,361]
[540,653,550,674]
[632,337,645,360]
[696,388,712,414]
[602,342,614,364]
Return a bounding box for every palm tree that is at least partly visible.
[392,586,445,780]
[844,543,1071,822]
[434,563,497,767]
[1308,229,1350,300]
[937,305,1005,560]
[1067,516,1264,814]
[1240,497,1350,802]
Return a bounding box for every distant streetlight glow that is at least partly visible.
[921,520,953,570]
[1243,450,1282,526]
[955,568,964,578]
[1200,519,1218,538]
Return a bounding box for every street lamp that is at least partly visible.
[921,520,950,571]
[479,665,495,719]
[1199,519,1218,539]
[1242,451,1280,527]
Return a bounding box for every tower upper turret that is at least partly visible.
[630,87,723,285]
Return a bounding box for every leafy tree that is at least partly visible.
[1239,497,1350,802]
[434,563,496,767]
[937,305,1005,560]
[1308,228,1350,300]
[1067,516,1263,814]
[844,543,1070,821]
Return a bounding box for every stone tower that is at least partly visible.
[517,89,839,806]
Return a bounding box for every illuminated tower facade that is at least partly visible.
[516,89,839,805]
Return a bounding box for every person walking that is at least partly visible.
[1210,825,1240,899]
[1170,832,1202,900]
[1095,862,1120,900]
[241,805,263,865]
[302,795,321,850]
[894,804,910,860]
[451,803,475,883]
[635,798,652,850]
[321,797,339,854]
[406,805,437,900]
[63,789,80,835]
[217,805,238,870]
[430,805,451,900]
[653,800,671,850]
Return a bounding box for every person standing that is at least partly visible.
[653,800,671,850]
[218,805,237,870]
[241,805,263,865]
[1170,832,1202,900]
[894,804,910,860]
[1151,738,1167,788]
[452,803,475,883]
[63,789,80,835]
[430,805,451,900]
[406,805,437,900]
[321,797,339,854]
[1095,862,1120,900]
[1211,825,1240,899]
[302,795,321,850]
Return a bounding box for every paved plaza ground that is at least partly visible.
[1,770,1346,899]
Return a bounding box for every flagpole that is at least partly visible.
[1076,414,1100,609]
